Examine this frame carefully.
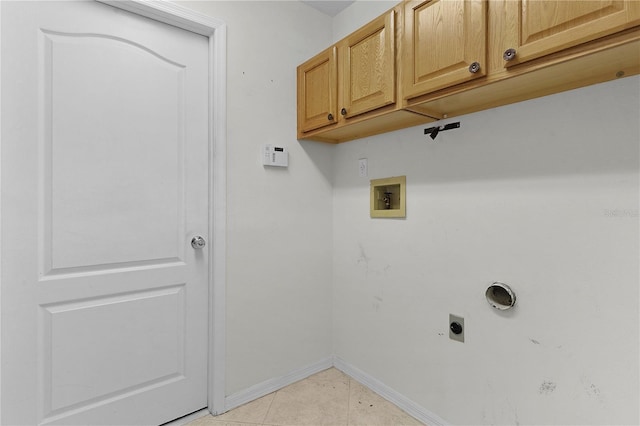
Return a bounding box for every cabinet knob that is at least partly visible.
[341,108,347,116]
[503,48,517,62]
[327,113,334,121]
[468,62,481,74]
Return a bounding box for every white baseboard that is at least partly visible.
[333,356,449,426]
[222,355,447,425]
[223,356,334,413]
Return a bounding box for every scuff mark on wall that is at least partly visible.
[356,244,370,265]
[372,295,383,312]
[356,243,370,278]
[539,381,557,395]
[586,383,602,398]
[529,338,541,345]
[581,376,605,405]
[504,396,519,426]
[356,244,369,262]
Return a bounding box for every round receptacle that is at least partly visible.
[485,282,516,310]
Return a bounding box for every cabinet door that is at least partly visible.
[504,0,640,66]
[340,10,395,119]
[297,46,337,133]
[403,0,486,100]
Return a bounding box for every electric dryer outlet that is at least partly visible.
[449,314,464,343]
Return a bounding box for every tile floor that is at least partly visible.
[187,368,426,426]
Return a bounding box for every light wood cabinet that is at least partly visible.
[402,0,487,100]
[297,46,337,133]
[340,11,395,119]
[501,0,640,67]
[297,7,436,143]
[406,0,639,119]
[297,0,639,143]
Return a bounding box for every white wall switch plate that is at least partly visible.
[358,158,368,177]
[263,144,288,167]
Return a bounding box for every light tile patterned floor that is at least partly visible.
[187,368,425,426]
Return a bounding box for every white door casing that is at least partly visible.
[0,1,227,424]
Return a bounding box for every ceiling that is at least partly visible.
[300,1,355,17]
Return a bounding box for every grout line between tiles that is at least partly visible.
[346,377,352,426]
[260,391,276,426]
[211,421,261,426]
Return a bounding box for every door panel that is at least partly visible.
[506,0,640,66]
[341,10,395,118]
[403,0,486,99]
[43,31,186,273]
[297,46,337,133]
[1,1,209,425]
[42,285,185,413]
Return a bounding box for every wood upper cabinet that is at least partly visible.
[402,0,487,100]
[339,10,395,119]
[297,46,337,133]
[298,0,639,143]
[501,0,640,67]
[297,8,434,142]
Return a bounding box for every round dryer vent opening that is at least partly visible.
[485,282,516,310]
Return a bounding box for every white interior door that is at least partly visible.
[1,1,210,424]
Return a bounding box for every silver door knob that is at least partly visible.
[191,236,206,249]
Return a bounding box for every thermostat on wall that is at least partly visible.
[262,144,289,167]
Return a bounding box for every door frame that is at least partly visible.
[0,0,228,419]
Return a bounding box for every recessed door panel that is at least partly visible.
[297,46,337,133]
[42,32,186,274]
[341,10,395,118]
[506,0,640,65]
[41,285,185,416]
[403,0,486,99]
